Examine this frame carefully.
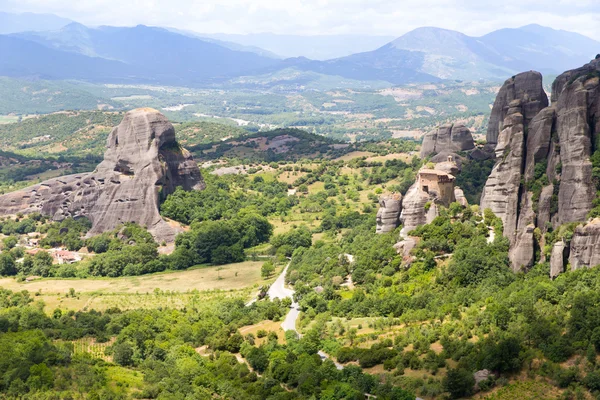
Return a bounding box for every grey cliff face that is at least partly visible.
[480,58,600,274]
[486,71,549,148]
[550,241,568,279]
[420,124,475,159]
[569,220,600,271]
[399,183,431,234]
[376,193,403,234]
[480,100,527,242]
[0,108,205,242]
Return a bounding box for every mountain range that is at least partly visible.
[0,11,599,86]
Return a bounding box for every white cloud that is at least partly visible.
[2,0,599,38]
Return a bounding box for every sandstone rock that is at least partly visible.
[569,220,600,271]
[0,108,204,243]
[554,60,599,225]
[394,237,416,266]
[376,193,403,234]
[399,183,430,233]
[480,60,600,272]
[550,241,568,278]
[480,103,526,240]
[536,185,555,232]
[454,187,468,207]
[509,191,536,272]
[473,369,491,391]
[469,148,493,161]
[524,107,555,182]
[420,124,475,158]
[486,71,548,148]
[433,157,461,176]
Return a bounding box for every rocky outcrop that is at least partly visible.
[0,108,204,242]
[480,58,600,275]
[486,71,549,148]
[480,99,527,240]
[399,183,431,233]
[569,220,600,271]
[473,369,491,391]
[433,157,461,176]
[454,187,468,207]
[420,124,475,158]
[376,193,403,234]
[550,241,568,279]
[394,237,416,266]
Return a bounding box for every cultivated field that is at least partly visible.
[0,261,272,312]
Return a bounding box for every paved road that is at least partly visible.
[248,259,343,370]
[267,261,294,301]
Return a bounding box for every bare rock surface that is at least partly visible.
[454,187,468,207]
[486,71,548,148]
[569,220,600,271]
[550,241,568,279]
[376,193,403,233]
[480,101,526,240]
[473,369,491,391]
[480,59,600,274]
[0,108,204,242]
[420,124,475,158]
[399,183,431,233]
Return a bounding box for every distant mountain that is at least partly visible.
[196,33,396,60]
[7,24,280,86]
[480,24,600,74]
[0,35,137,82]
[0,11,72,34]
[388,25,600,80]
[278,47,439,84]
[2,21,598,86]
[166,28,281,59]
[233,24,600,84]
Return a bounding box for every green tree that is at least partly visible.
[443,368,475,399]
[261,261,275,278]
[112,342,134,366]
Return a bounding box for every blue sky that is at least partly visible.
[1,0,599,38]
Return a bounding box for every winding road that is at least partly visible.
[250,260,343,370]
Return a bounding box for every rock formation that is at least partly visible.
[420,124,475,159]
[480,59,600,274]
[376,193,403,233]
[0,108,204,242]
[400,168,459,233]
[550,241,568,279]
[486,71,549,148]
[569,220,600,271]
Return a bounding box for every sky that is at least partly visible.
[1,0,600,38]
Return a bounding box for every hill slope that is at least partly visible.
[0,11,71,34]
[5,24,280,86]
[388,25,600,80]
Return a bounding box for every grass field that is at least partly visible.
[478,379,563,399]
[0,115,19,124]
[0,261,265,294]
[0,261,272,312]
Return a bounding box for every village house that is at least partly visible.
[53,250,81,264]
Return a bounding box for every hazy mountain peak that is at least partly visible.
[0,11,72,34]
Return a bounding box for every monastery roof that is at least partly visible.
[418,169,455,179]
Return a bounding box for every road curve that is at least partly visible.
[247,259,343,370]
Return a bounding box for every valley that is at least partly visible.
[0,7,600,400]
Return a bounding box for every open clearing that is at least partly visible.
[0,261,273,312]
[0,115,19,124]
[0,261,265,294]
